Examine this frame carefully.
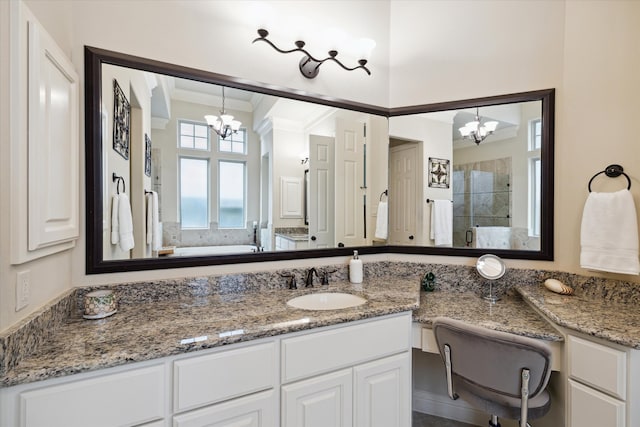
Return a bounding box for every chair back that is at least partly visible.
[432,317,552,400]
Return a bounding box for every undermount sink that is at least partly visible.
[287,292,367,310]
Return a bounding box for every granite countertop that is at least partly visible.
[3,262,640,389]
[517,283,640,349]
[275,233,309,241]
[413,290,564,342]
[1,277,419,388]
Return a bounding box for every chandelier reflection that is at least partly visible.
[205,86,241,140]
[459,107,499,145]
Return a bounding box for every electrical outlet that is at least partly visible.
[16,270,30,311]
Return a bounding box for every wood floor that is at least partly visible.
[413,411,480,427]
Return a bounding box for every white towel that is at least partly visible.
[580,189,640,275]
[110,194,120,245]
[474,226,511,249]
[374,201,388,240]
[146,191,162,251]
[117,193,135,252]
[430,200,452,247]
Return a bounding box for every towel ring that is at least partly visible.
[380,189,388,201]
[588,164,631,192]
[112,173,125,194]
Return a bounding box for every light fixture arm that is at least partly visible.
[252,29,371,79]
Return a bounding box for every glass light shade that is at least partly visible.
[479,127,488,137]
[484,121,499,132]
[220,114,234,126]
[231,120,241,131]
[204,115,218,127]
[323,27,347,52]
[355,37,376,60]
[459,126,472,137]
[466,120,480,129]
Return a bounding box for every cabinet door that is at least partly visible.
[27,15,79,251]
[174,342,275,412]
[354,353,411,427]
[282,369,352,427]
[280,176,303,218]
[20,365,165,427]
[173,390,276,427]
[569,380,625,427]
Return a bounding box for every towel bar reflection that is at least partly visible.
[588,164,631,192]
[112,173,125,194]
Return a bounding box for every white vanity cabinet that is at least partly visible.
[275,234,309,251]
[280,313,412,427]
[567,334,640,427]
[0,312,412,427]
[0,364,166,427]
[171,342,277,427]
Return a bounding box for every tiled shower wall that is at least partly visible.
[452,157,512,247]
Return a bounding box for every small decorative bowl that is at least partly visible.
[83,290,117,319]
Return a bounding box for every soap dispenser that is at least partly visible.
[349,250,363,284]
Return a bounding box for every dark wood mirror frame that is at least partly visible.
[85,46,554,274]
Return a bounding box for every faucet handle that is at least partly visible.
[279,273,297,289]
[305,268,317,287]
[319,269,337,285]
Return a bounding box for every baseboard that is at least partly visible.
[412,388,486,426]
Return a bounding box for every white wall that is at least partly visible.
[3,0,640,332]
[0,0,76,332]
[389,0,640,281]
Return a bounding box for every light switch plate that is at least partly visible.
[16,270,30,311]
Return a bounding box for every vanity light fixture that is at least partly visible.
[204,86,241,140]
[459,107,499,145]
[252,28,374,79]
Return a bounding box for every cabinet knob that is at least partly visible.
[310,235,317,241]
[409,235,414,240]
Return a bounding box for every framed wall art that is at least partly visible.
[144,133,152,177]
[428,157,450,188]
[112,79,130,160]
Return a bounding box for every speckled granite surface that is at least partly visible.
[2,261,640,389]
[413,290,563,342]
[516,282,640,349]
[1,273,419,388]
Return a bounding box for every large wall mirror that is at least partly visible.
[86,46,554,273]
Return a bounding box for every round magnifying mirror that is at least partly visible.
[476,254,505,303]
[476,254,506,280]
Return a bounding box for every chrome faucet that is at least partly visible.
[305,268,317,287]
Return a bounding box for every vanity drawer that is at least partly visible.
[20,365,165,427]
[174,342,276,412]
[568,335,627,399]
[281,313,411,383]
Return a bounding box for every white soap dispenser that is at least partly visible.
[349,250,363,284]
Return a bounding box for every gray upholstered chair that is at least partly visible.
[432,317,553,427]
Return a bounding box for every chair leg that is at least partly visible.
[488,415,501,427]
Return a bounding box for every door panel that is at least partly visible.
[309,135,335,248]
[389,143,419,245]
